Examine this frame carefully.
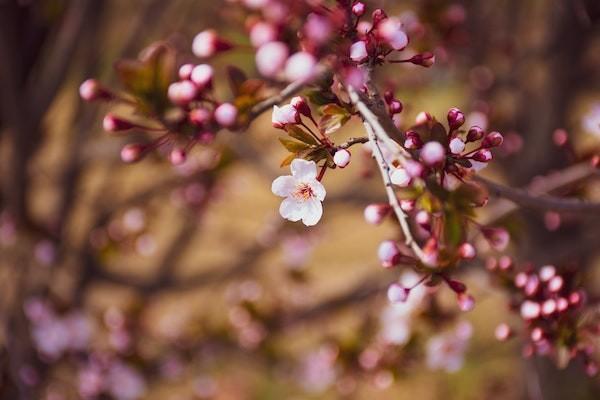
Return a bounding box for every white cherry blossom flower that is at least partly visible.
[272,159,326,226]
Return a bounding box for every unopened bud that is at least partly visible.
[349,40,369,63]
[547,275,564,292]
[170,148,187,165]
[541,299,556,316]
[214,103,238,128]
[404,130,423,149]
[415,111,432,125]
[495,323,512,341]
[389,100,403,114]
[371,9,388,26]
[466,126,485,142]
[458,242,476,260]
[408,52,435,67]
[290,96,312,119]
[190,64,214,89]
[364,203,391,225]
[178,64,194,80]
[352,2,366,17]
[447,107,465,130]
[457,293,475,312]
[192,29,232,58]
[482,131,503,148]
[415,210,431,231]
[189,108,211,126]
[103,113,134,132]
[420,141,446,166]
[539,265,556,282]
[387,283,409,303]
[378,240,400,268]
[471,148,493,162]
[79,79,112,101]
[449,137,465,154]
[168,80,198,105]
[447,279,467,294]
[120,143,145,163]
[520,300,541,320]
[333,149,351,168]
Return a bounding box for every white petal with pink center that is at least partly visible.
[272,159,326,226]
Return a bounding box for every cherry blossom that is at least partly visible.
[271,159,326,226]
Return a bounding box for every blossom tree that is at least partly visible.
[1,0,600,399]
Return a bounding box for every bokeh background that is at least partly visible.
[1,0,600,399]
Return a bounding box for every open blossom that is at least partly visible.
[350,41,368,63]
[256,41,289,78]
[285,52,317,82]
[272,159,326,226]
[378,18,409,50]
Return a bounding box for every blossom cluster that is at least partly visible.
[488,260,598,376]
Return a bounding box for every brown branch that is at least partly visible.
[475,171,600,214]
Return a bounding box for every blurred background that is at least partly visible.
[1,0,599,399]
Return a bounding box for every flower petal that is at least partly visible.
[279,197,303,222]
[301,198,323,226]
[291,159,317,180]
[271,175,296,197]
[310,179,326,201]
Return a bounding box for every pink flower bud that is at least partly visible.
[404,160,424,178]
[333,149,351,168]
[120,143,145,163]
[498,255,513,271]
[472,149,492,162]
[457,293,475,312]
[466,126,485,142]
[178,64,194,80]
[290,96,312,119]
[103,114,134,132]
[569,291,585,307]
[214,103,238,128]
[481,227,509,251]
[350,41,368,63]
[255,41,289,78]
[169,148,187,165]
[352,2,366,17]
[552,129,569,147]
[447,107,465,130]
[415,111,432,125]
[458,242,476,259]
[79,79,111,101]
[539,265,556,282]
[190,64,214,89]
[482,131,503,148]
[272,104,299,129]
[524,275,540,296]
[192,29,232,58]
[400,199,415,212]
[389,100,403,114]
[304,13,332,45]
[387,283,409,303]
[420,141,446,166]
[415,210,431,231]
[531,327,544,342]
[168,81,198,105]
[378,240,400,268]
[285,52,317,82]
[585,361,599,377]
[249,21,278,48]
[372,9,388,26]
[364,203,391,225]
[189,108,211,126]
[449,137,465,154]
[556,297,569,312]
[422,238,439,267]
[408,52,435,67]
[541,299,556,316]
[547,275,564,292]
[514,272,528,288]
[390,167,410,187]
[494,323,512,341]
[520,300,541,320]
[404,131,423,149]
[378,18,408,50]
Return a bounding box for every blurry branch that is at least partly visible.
[29,0,97,123]
[88,220,284,293]
[267,275,388,332]
[480,162,600,225]
[475,171,600,214]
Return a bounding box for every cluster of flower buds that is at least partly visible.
[488,261,598,375]
[81,56,240,166]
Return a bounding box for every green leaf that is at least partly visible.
[443,210,464,248]
[286,125,319,145]
[280,153,296,167]
[306,90,337,106]
[319,113,350,135]
[278,137,310,153]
